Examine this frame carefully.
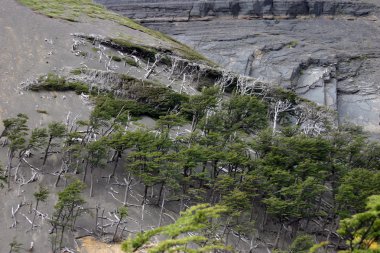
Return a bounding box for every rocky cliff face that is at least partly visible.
[96,0,380,135]
[95,0,378,20]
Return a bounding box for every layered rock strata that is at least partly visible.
[96,0,380,134]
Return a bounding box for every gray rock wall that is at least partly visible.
[96,0,377,20]
[96,0,380,134]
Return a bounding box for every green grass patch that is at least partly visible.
[124,57,139,67]
[110,38,158,62]
[31,73,89,94]
[36,109,48,114]
[287,40,299,48]
[110,55,122,62]
[17,0,213,64]
[70,68,84,75]
[92,47,100,52]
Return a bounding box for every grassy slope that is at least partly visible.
[17,0,213,64]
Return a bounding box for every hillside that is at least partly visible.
[98,0,380,136]
[0,1,379,253]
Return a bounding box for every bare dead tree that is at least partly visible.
[271,100,293,135]
[158,188,166,227]
[10,202,26,228]
[123,175,133,206]
[215,70,235,93]
[144,54,162,79]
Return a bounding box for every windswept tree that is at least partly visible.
[121,204,229,253]
[50,180,85,252]
[220,94,267,135]
[156,113,186,137]
[31,185,49,230]
[113,206,128,242]
[337,169,380,218]
[338,195,380,252]
[107,129,133,178]
[84,139,107,197]
[2,114,29,188]
[14,127,48,180]
[182,86,219,132]
[43,121,66,165]
[23,128,48,157]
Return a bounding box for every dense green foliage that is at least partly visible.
[4,77,380,251]
[121,204,229,252]
[338,195,380,252]
[50,180,86,251]
[110,38,158,62]
[5,1,379,251]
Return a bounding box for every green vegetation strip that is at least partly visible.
[31,73,189,119]
[17,0,212,63]
[31,73,89,94]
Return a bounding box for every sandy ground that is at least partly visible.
[78,237,123,253]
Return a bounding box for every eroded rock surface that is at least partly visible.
[96,0,380,134]
[95,0,378,20]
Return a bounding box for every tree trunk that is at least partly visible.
[260,210,268,231]
[43,136,53,166]
[90,167,95,197]
[140,204,145,232]
[191,114,197,132]
[142,185,148,205]
[158,189,166,227]
[111,152,120,178]
[30,201,39,230]
[113,219,121,242]
[157,183,165,205]
[55,163,65,187]
[291,221,299,239]
[101,209,105,236]
[123,176,132,206]
[82,159,89,182]
[120,225,128,240]
[59,226,65,251]
[274,224,283,249]
[249,199,255,222]
[7,149,13,189]
[180,195,184,212]
[95,206,99,233]
[273,112,278,135]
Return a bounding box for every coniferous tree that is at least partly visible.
[121,204,229,253]
[85,139,107,197]
[2,114,29,188]
[113,206,128,242]
[50,180,85,251]
[31,185,49,230]
[43,121,66,165]
[338,195,380,252]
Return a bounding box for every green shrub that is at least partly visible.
[117,76,189,117]
[110,38,158,62]
[123,57,139,67]
[70,68,84,75]
[289,234,314,253]
[92,95,154,121]
[31,73,89,94]
[111,55,122,62]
